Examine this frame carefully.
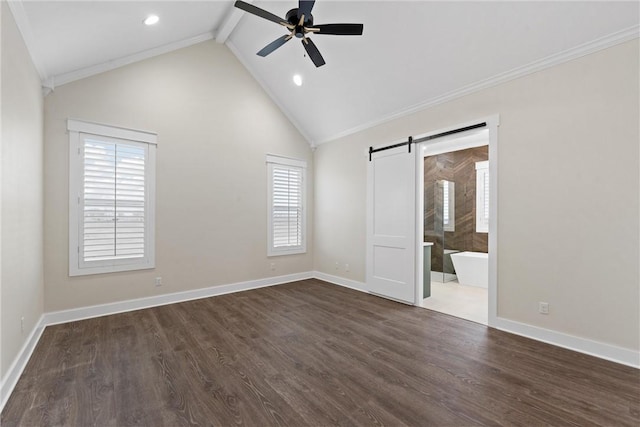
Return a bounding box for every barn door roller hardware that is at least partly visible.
[368,122,486,161]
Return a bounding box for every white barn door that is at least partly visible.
[366,144,416,304]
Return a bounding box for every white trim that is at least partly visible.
[215,0,252,44]
[67,119,157,144]
[0,315,46,411]
[68,122,157,276]
[475,161,489,170]
[6,0,49,82]
[316,26,640,145]
[487,117,499,328]
[266,156,307,257]
[415,145,425,305]
[44,272,313,327]
[413,115,500,325]
[1,272,638,413]
[493,317,640,369]
[0,273,311,413]
[313,271,368,293]
[68,129,81,275]
[51,32,214,88]
[266,154,307,169]
[422,128,489,157]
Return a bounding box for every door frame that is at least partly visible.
[414,115,499,326]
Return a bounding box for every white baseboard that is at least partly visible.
[314,272,640,368]
[0,272,313,412]
[0,315,46,411]
[313,271,368,293]
[492,317,640,369]
[2,272,638,413]
[44,272,314,326]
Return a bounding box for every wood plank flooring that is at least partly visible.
[2,279,639,426]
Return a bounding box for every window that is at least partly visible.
[476,160,489,233]
[442,180,455,232]
[267,155,306,256]
[68,119,156,276]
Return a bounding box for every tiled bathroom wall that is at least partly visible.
[424,146,489,272]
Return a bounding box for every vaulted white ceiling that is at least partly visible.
[10,1,640,145]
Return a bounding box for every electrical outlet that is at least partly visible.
[21,316,25,333]
[335,262,339,270]
[155,277,162,287]
[270,262,276,271]
[539,302,549,314]
[345,263,350,272]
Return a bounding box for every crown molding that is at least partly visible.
[216,0,252,44]
[316,25,640,145]
[6,0,49,81]
[49,32,215,89]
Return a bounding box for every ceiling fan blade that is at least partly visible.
[234,0,287,26]
[310,23,364,35]
[298,0,315,20]
[257,34,292,57]
[302,38,325,67]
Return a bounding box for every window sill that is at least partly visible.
[70,261,155,277]
[268,248,307,257]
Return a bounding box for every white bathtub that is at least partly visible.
[450,251,488,288]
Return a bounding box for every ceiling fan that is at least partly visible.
[234,0,364,67]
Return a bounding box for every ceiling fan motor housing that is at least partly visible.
[233,0,364,67]
[286,8,313,38]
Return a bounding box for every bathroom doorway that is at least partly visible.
[419,127,491,325]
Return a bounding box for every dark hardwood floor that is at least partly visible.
[2,279,639,426]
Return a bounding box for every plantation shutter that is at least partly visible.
[81,136,147,264]
[482,169,490,224]
[272,165,303,248]
[267,155,307,256]
[442,180,450,226]
[441,180,455,232]
[69,119,156,276]
[476,161,489,232]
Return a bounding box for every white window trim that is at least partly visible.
[68,119,157,276]
[266,154,307,257]
[476,160,489,233]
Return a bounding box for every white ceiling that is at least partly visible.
[10,1,640,145]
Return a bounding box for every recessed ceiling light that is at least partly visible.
[144,15,159,26]
[293,74,303,86]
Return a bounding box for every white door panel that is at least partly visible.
[367,145,416,304]
[373,246,407,283]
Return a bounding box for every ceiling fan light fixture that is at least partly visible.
[293,74,303,86]
[234,0,363,68]
[144,15,159,26]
